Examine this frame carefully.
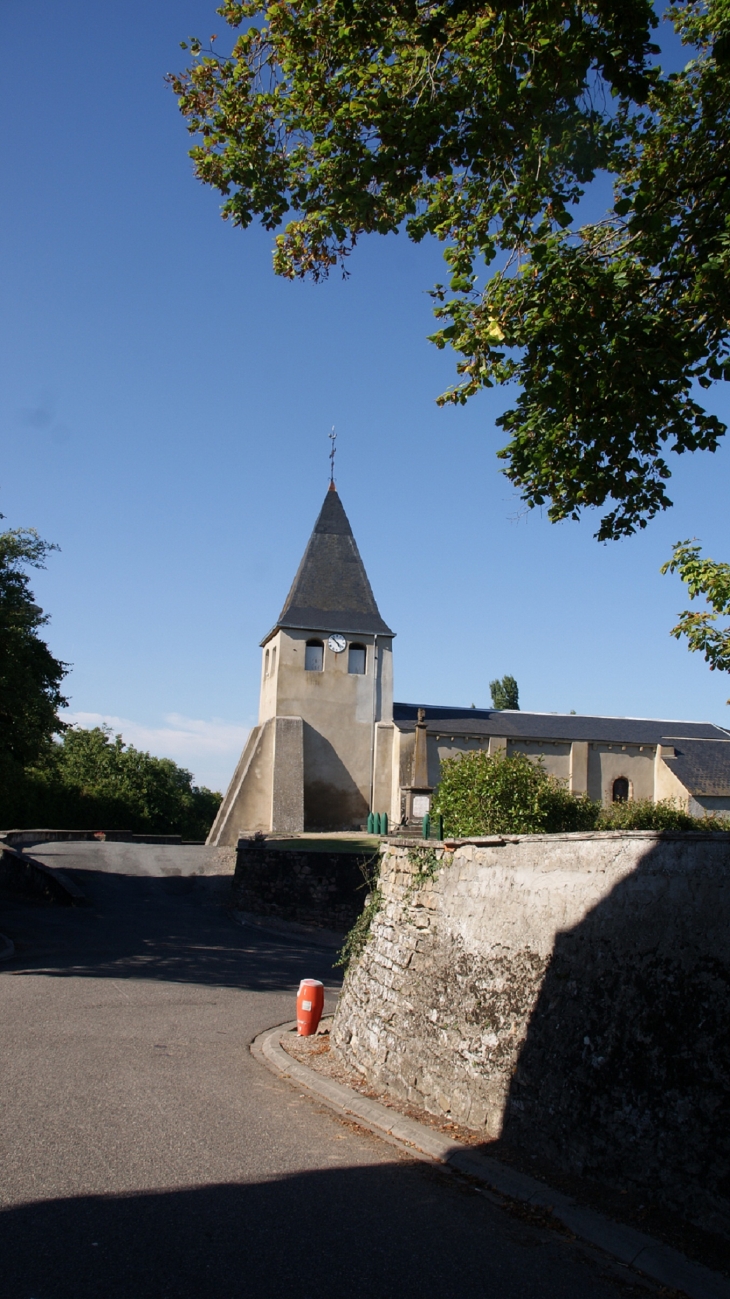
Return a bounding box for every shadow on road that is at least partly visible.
[0,1165,625,1299]
[1,869,341,994]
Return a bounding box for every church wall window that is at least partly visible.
[305,640,324,672]
[270,646,277,676]
[612,777,630,803]
[264,649,270,677]
[348,643,366,675]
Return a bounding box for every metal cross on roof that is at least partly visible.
[329,426,337,486]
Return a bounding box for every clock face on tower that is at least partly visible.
[327,634,346,653]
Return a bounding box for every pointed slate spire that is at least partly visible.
[264,487,394,641]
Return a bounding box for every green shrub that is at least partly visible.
[596,798,704,832]
[432,751,720,837]
[432,750,598,837]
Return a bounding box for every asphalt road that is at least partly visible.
[0,842,660,1299]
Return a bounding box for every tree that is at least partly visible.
[12,727,222,839]
[661,540,730,698]
[170,0,730,540]
[490,674,519,710]
[2,723,223,837]
[0,524,67,772]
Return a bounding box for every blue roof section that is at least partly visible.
[393,702,730,746]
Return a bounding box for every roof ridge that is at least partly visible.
[394,702,725,728]
[662,735,730,742]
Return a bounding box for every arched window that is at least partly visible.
[305,639,324,672]
[348,643,366,675]
[612,777,630,803]
[264,649,270,677]
[270,646,277,676]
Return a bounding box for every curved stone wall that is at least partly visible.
[331,831,730,1231]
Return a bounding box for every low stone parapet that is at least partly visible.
[0,844,85,904]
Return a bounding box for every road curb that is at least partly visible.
[0,932,15,962]
[251,1020,730,1299]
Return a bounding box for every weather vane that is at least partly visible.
[329,426,337,486]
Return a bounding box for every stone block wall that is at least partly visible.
[331,832,730,1232]
[232,840,377,932]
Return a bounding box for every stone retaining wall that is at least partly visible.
[232,840,377,932]
[331,832,730,1232]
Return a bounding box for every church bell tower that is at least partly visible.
[207,485,395,844]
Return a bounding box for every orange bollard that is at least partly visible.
[296,979,324,1036]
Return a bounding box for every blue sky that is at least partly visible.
[1,1,728,791]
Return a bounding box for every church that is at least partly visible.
[208,485,730,845]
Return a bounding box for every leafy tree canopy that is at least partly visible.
[0,523,67,770]
[662,540,730,697]
[490,673,519,710]
[11,727,222,840]
[34,727,222,836]
[171,0,730,540]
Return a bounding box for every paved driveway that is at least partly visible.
[0,843,654,1298]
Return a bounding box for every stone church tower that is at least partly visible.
[207,485,395,845]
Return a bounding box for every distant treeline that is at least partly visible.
[1,726,221,841]
[0,522,221,839]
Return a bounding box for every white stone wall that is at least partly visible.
[333,831,730,1228]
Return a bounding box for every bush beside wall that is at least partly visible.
[433,750,707,836]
